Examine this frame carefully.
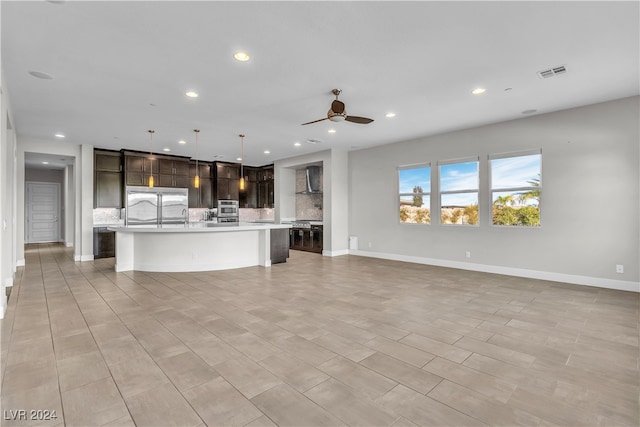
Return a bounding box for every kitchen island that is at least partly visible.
[108,223,291,272]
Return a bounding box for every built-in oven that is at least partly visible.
[217,200,239,217]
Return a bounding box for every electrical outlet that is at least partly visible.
[465,251,471,259]
[616,264,624,274]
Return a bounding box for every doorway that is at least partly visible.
[26,182,61,243]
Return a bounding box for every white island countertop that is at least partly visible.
[108,222,290,233]
[108,222,292,272]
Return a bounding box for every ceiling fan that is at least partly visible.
[302,89,374,126]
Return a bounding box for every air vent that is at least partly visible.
[306,139,323,145]
[537,65,567,79]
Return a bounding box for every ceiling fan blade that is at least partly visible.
[331,100,345,114]
[345,116,374,124]
[301,118,329,126]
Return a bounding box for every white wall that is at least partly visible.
[17,138,94,264]
[0,65,18,318]
[64,165,75,247]
[349,96,639,292]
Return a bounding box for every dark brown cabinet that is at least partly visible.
[270,228,290,264]
[94,150,123,208]
[124,153,157,187]
[239,166,259,208]
[158,158,189,187]
[93,227,115,258]
[188,161,213,208]
[261,166,274,208]
[290,225,323,253]
[214,162,240,201]
[124,151,189,188]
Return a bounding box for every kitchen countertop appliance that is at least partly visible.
[217,200,239,223]
[125,186,189,226]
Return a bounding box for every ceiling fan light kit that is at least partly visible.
[302,88,374,126]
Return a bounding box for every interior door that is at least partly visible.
[26,182,60,243]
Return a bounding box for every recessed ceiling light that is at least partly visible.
[185,91,199,98]
[178,140,187,145]
[264,150,271,154]
[472,88,486,95]
[42,161,49,165]
[163,148,171,152]
[385,112,396,118]
[294,142,301,147]
[54,133,65,138]
[328,129,336,134]
[28,70,53,80]
[233,51,250,62]
[236,157,242,161]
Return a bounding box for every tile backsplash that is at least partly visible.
[93,208,123,225]
[295,167,323,220]
[240,208,274,222]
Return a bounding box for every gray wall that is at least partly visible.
[349,96,639,290]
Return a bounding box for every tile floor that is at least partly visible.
[1,243,638,426]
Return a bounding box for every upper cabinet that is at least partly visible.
[258,165,274,208]
[188,161,213,208]
[123,151,189,188]
[95,149,271,209]
[158,158,189,187]
[94,150,123,208]
[238,164,274,208]
[214,162,240,201]
[124,152,157,187]
[239,166,258,208]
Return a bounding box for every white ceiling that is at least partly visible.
[2,1,639,167]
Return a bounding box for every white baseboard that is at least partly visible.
[349,250,639,293]
[16,259,25,267]
[65,241,74,247]
[323,249,349,257]
[80,254,94,262]
[4,277,14,287]
[0,296,6,320]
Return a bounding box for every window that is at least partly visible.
[398,165,431,224]
[490,152,541,226]
[439,159,479,225]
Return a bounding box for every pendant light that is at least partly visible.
[239,134,245,191]
[148,129,155,188]
[193,129,200,188]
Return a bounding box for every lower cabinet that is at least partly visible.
[289,226,323,253]
[93,227,115,259]
[270,228,290,264]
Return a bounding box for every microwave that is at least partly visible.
[217,200,239,217]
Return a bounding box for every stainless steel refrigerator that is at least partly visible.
[125,186,189,226]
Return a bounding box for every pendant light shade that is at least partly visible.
[239,134,245,191]
[148,130,155,188]
[193,129,200,188]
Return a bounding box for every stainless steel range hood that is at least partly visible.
[303,166,322,194]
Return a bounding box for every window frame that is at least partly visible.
[437,157,480,226]
[489,149,542,227]
[398,162,431,225]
